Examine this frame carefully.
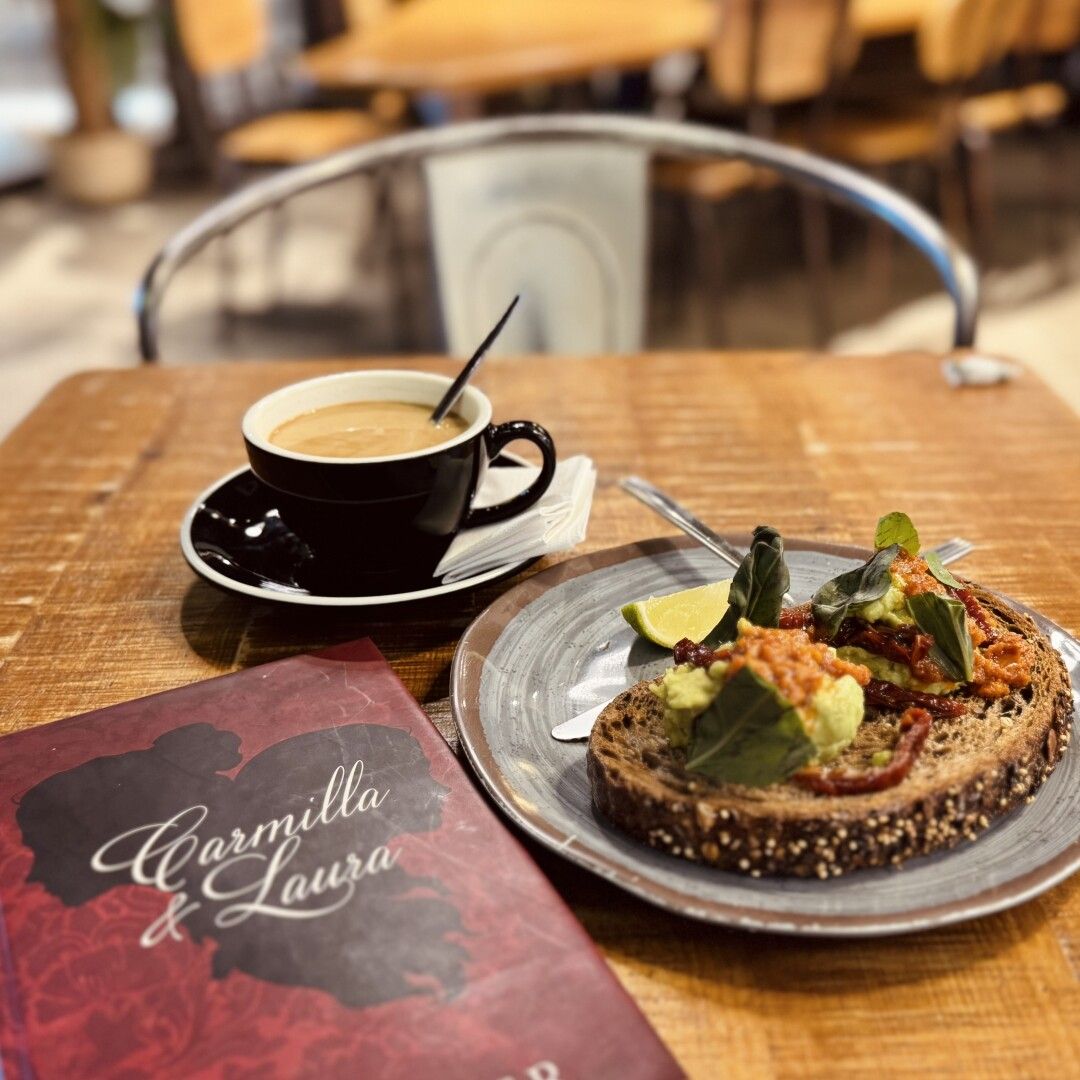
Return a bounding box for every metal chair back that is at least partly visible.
[424,140,648,356]
[135,114,979,361]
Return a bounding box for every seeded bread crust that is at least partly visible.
[587,587,1074,878]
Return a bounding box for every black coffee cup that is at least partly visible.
[242,370,556,590]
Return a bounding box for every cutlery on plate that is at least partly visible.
[619,476,796,606]
[551,532,976,742]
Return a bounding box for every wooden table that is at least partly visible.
[302,0,718,96]
[302,0,931,97]
[1,353,1078,1078]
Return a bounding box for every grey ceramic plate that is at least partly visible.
[451,537,1080,936]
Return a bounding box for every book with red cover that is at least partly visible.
[0,640,681,1079]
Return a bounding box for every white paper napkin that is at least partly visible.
[435,455,597,582]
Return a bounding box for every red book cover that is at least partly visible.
[0,640,681,1079]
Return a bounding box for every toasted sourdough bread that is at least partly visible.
[587,585,1073,877]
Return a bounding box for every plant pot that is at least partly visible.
[49,128,153,206]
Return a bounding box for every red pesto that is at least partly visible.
[674,625,869,711]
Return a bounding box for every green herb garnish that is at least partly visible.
[705,525,789,645]
[811,544,900,639]
[686,666,816,786]
[906,592,974,682]
[924,550,963,590]
[874,511,920,555]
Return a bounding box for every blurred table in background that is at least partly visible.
[302,0,932,97]
[302,0,717,95]
[1,352,1078,1077]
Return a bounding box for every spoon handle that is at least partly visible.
[431,294,521,424]
[619,476,797,605]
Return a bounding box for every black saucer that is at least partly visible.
[180,466,532,606]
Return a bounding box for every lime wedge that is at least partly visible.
[620,580,732,649]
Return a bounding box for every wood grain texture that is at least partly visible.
[1,353,1078,1078]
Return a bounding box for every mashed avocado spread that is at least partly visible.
[849,571,914,627]
[652,661,728,748]
[652,649,865,765]
[835,645,959,695]
[806,671,864,762]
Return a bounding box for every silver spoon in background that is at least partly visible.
[430,294,521,425]
[551,483,975,741]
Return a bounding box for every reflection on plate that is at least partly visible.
[451,537,1080,936]
[180,465,532,608]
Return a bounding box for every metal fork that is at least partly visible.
[929,537,975,565]
[620,477,975,570]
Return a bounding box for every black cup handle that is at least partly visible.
[464,420,557,528]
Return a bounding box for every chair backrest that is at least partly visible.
[424,142,647,356]
[707,0,858,107]
[917,0,1033,83]
[172,0,267,77]
[135,115,979,361]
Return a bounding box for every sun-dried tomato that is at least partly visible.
[779,604,815,630]
[953,587,996,644]
[793,707,933,795]
[863,678,966,717]
[672,639,723,668]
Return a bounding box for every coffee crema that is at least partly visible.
[269,400,470,459]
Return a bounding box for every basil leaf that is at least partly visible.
[874,512,920,555]
[924,551,963,590]
[686,666,816,786]
[906,592,974,682]
[811,544,900,640]
[705,525,789,645]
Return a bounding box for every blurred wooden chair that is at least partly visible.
[810,0,1036,266]
[958,0,1080,266]
[168,0,404,178]
[653,0,860,343]
[165,0,408,324]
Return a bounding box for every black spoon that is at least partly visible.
[430,294,521,425]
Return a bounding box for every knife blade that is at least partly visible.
[551,701,607,742]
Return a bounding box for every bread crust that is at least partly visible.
[587,587,1074,877]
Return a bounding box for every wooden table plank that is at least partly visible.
[0,352,1078,1078]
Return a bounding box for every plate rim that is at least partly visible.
[451,535,1080,936]
[180,465,531,608]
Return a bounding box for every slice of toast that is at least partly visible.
[587,586,1074,877]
